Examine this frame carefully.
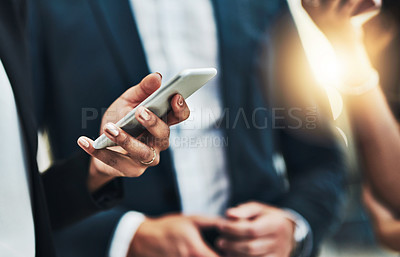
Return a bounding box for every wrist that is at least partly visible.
[338,48,375,85]
[109,212,146,257]
[283,209,313,257]
[87,159,116,193]
[340,69,380,96]
[129,217,157,256]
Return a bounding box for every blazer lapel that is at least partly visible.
[211,0,285,111]
[210,0,235,110]
[211,0,252,111]
[210,0,286,205]
[88,0,149,85]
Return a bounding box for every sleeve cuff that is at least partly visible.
[109,211,146,257]
[92,177,123,209]
[283,209,313,257]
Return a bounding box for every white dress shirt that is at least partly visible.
[0,59,35,256]
[129,0,230,216]
[109,1,229,256]
[109,1,311,256]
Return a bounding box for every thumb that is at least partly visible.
[196,241,220,257]
[120,72,162,105]
[226,201,270,219]
[190,215,222,229]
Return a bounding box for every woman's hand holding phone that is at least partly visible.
[77,73,190,192]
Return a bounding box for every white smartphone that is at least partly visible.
[93,68,217,149]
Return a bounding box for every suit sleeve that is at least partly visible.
[276,130,346,255]
[53,207,128,257]
[41,150,123,230]
[261,10,347,255]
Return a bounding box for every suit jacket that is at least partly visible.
[0,1,122,256]
[29,0,346,256]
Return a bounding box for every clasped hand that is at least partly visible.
[129,202,295,257]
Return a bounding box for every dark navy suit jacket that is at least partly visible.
[0,1,122,256]
[29,0,346,256]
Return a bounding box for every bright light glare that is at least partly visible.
[287,0,342,89]
[352,0,381,27]
[324,86,343,120]
[287,0,380,120]
[287,0,381,147]
[336,126,349,147]
[287,0,344,120]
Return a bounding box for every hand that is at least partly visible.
[302,0,380,87]
[302,0,380,44]
[363,186,396,226]
[77,73,190,192]
[363,186,400,251]
[128,214,221,257]
[303,0,361,45]
[217,202,295,257]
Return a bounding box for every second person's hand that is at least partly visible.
[302,0,380,88]
[216,202,295,257]
[128,214,221,257]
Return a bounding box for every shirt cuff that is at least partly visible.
[109,211,146,257]
[283,209,313,257]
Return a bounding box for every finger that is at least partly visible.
[362,186,384,211]
[190,215,224,229]
[318,0,336,9]
[135,106,170,150]
[77,136,145,177]
[121,72,162,105]
[326,0,341,11]
[194,242,220,257]
[362,186,374,206]
[219,214,276,238]
[341,0,363,15]
[189,230,220,257]
[217,237,274,257]
[362,186,395,220]
[218,219,255,238]
[226,202,268,219]
[103,123,159,166]
[166,94,190,126]
[350,0,377,16]
[302,0,321,8]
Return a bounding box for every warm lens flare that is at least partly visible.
[289,1,343,83]
[287,0,380,119]
[288,0,343,119]
[287,0,355,146]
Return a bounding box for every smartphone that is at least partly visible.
[93,68,218,149]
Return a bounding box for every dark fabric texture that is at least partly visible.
[42,151,123,230]
[264,12,347,256]
[0,1,122,256]
[29,0,346,256]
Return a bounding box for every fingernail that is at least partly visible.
[140,107,151,121]
[78,137,90,148]
[155,72,162,79]
[105,123,119,137]
[178,95,184,107]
